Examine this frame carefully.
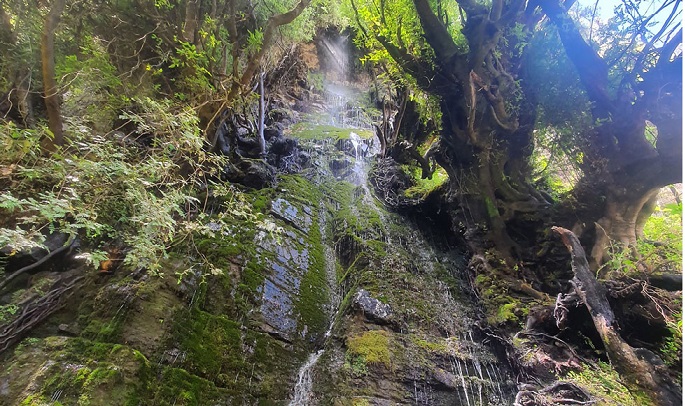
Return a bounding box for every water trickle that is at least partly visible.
[486,362,505,400]
[452,356,471,406]
[289,349,324,406]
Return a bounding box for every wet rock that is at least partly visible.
[432,367,458,389]
[235,134,262,158]
[268,136,311,172]
[271,198,313,233]
[256,238,307,341]
[222,159,275,189]
[329,156,355,178]
[264,124,283,141]
[335,137,369,158]
[269,136,298,156]
[57,323,80,336]
[352,289,393,324]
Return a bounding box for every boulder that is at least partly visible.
[352,289,393,324]
[222,159,276,189]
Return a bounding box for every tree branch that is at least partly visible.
[539,0,611,119]
[411,0,462,63]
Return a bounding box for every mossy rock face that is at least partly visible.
[286,135,517,405]
[0,337,150,406]
[0,121,517,405]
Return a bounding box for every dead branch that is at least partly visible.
[551,226,681,405]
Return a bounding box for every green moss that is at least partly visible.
[296,244,329,336]
[495,303,517,324]
[413,337,448,353]
[402,166,448,199]
[151,367,224,405]
[9,338,150,405]
[289,123,374,141]
[347,330,391,368]
[566,362,641,405]
[484,196,499,218]
[172,309,245,378]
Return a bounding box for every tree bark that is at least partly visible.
[589,188,659,269]
[552,226,681,406]
[41,0,66,149]
[183,0,201,44]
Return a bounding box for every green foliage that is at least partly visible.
[402,165,447,199]
[660,313,683,369]
[56,37,125,132]
[167,38,214,97]
[344,354,369,377]
[246,30,264,55]
[0,98,227,274]
[639,201,682,273]
[0,304,19,323]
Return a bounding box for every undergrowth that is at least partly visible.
[0,97,252,277]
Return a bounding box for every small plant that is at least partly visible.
[639,201,682,273]
[344,354,368,377]
[0,304,19,323]
[660,313,683,369]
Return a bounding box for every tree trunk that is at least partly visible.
[183,0,201,44]
[41,0,66,149]
[553,226,681,405]
[589,189,659,269]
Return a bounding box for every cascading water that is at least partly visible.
[286,69,513,404]
[289,350,323,406]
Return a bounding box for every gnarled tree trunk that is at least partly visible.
[590,188,659,269]
[541,0,682,269]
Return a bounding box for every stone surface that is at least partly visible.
[271,198,313,233]
[352,289,394,324]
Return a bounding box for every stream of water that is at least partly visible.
[287,80,512,405]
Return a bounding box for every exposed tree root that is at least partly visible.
[515,381,596,405]
[0,234,76,295]
[0,273,85,354]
